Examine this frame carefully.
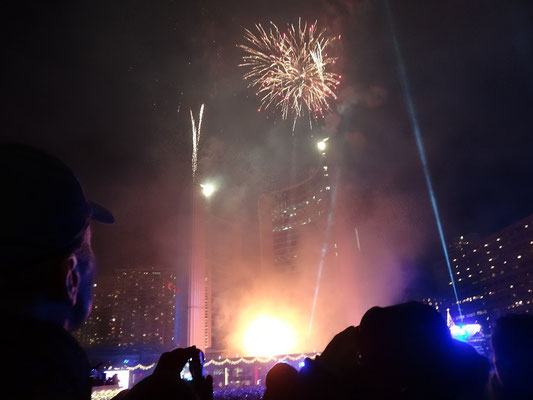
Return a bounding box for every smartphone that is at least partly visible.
[180,349,205,381]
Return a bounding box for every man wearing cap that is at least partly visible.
[1,144,211,399]
[1,144,114,399]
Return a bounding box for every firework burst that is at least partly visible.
[239,19,341,130]
[191,104,204,181]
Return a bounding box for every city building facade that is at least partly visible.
[77,267,179,347]
[258,142,334,272]
[189,185,244,354]
[449,215,533,326]
[256,140,360,350]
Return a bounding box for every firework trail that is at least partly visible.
[190,104,204,182]
[239,19,341,130]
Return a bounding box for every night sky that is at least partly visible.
[3,0,533,297]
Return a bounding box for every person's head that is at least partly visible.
[0,144,113,330]
[358,302,489,398]
[492,314,533,396]
[263,363,300,400]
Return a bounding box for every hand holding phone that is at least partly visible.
[153,346,197,378]
[123,346,213,400]
[189,348,205,381]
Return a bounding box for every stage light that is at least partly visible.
[449,323,482,342]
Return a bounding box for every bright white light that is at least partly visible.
[104,370,130,388]
[449,323,482,342]
[200,183,216,198]
[317,140,327,151]
[243,315,298,357]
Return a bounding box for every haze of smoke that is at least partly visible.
[198,108,430,354]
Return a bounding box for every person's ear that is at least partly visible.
[63,254,80,306]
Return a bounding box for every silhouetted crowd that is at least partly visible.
[3,145,533,400]
[214,387,264,400]
[260,304,533,400]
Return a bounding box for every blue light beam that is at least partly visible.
[383,0,463,319]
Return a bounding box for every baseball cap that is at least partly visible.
[0,143,113,264]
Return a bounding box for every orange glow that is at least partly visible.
[242,314,298,357]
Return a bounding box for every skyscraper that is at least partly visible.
[77,267,179,347]
[449,215,533,325]
[189,183,243,353]
[256,139,357,348]
[258,141,334,272]
[189,188,209,349]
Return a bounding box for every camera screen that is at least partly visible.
[180,359,193,381]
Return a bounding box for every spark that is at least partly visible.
[190,104,204,182]
[238,19,340,130]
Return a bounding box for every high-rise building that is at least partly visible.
[189,189,209,350]
[258,141,334,272]
[206,215,243,353]
[449,215,533,325]
[189,185,243,353]
[77,267,179,347]
[256,140,358,349]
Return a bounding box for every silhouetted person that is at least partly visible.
[1,144,212,400]
[1,144,114,399]
[302,302,490,400]
[263,363,300,400]
[357,302,489,399]
[109,374,120,386]
[490,314,533,399]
